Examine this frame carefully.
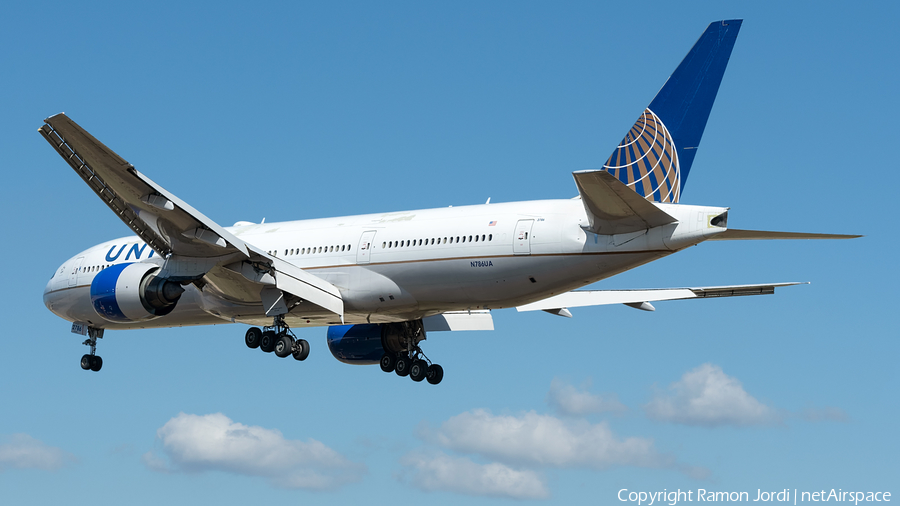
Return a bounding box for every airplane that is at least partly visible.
[40,19,857,384]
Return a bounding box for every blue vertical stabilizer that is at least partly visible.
[602,20,742,203]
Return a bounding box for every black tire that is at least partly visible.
[292,339,310,361]
[245,327,262,349]
[426,364,444,385]
[395,355,411,377]
[90,356,103,372]
[274,333,294,358]
[410,360,427,382]
[379,353,395,373]
[260,331,276,353]
[81,355,92,370]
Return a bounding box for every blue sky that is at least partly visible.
[1,1,896,503]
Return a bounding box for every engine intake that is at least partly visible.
[90,263,184,322]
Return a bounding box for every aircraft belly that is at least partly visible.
[360,251,670,310]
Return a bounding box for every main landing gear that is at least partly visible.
[80,327,104,372]
[244,315,309,361]
[379,340,444,385]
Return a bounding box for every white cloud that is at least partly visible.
[432,409,672,469]
[644,364,780,427]
[146,413,364,490]
[400,450,549,500]
[546,378,627,416]
[0,434,74,471]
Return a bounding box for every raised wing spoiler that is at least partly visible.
[516,282,805,315]
[39,113,343,318]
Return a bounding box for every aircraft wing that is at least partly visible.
[39,113,343,317]
[516,282,805,314]
[573,170,677,235]
[39,113,248,258]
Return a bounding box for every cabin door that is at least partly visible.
[356,231,377,264]
[513,220,534,255]
[69,256,85,287]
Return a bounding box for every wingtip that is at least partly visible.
[43,112,67,123]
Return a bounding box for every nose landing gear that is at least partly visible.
[244,315,309,362]
[79,327,104,372]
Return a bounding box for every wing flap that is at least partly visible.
[516,282,805,312]
[423,311,494,331]
[270,257,344,317]
[573,170,677,234]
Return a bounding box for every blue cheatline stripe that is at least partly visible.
[89,263,133,322]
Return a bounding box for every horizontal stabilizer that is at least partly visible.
[709,229,862,241]
[516,282,804,313]
[573,170,677,234]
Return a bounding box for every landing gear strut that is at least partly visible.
[378,321,443,385]
[245,315,309,361]
[80,327,104,372]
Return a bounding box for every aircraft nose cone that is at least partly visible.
[43,278,55,311]
[43,267,62,312]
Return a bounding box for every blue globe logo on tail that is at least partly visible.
[602,108,680,203]
[601,19,742,204]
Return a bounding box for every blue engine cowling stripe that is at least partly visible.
[326,324,384,365]
[90,263,133,322]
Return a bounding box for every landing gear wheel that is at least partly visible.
[395,355,411,377]
[260,331,277,353]
[426,364,443,385]
[292,339,310,361]
[81,355,92,370]
[410,360,428,382]
[380,353,396,373]
[245,327,262,349]
[274,333,294,358]
[90,356,103,372]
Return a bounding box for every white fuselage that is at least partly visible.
[43,199,727,330]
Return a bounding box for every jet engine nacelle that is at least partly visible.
[90,262,185,323]
[327,321,424,365]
